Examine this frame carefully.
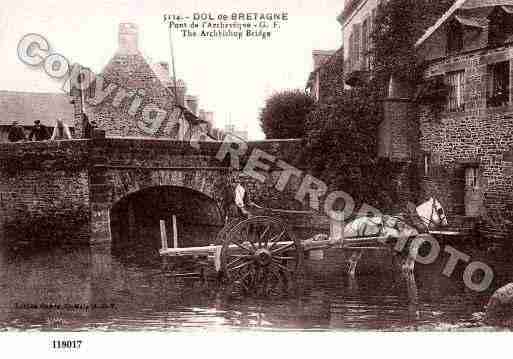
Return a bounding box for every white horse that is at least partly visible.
[344,197,448,240]
[341,197,448,273]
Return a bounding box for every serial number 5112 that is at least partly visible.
[52,340,82,349]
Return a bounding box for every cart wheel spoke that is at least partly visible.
[230,254,252,259]
[244,225,258,251]
[260,225,271,248]
[271,242,295,254]
[233,240,253,254]
[271,260,294,273]
[226,256,247,270]
[229,261,252,272]
[268,229,286,249]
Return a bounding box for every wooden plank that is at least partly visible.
[429,230,462,236]
[160,220,168,251]
[172,215,178,248]
[160,245,219,257]
[160,236,391,257]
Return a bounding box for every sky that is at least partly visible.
[0,0,343,139]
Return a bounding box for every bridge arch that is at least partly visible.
[109,185,224,254]
[107,169,227,208]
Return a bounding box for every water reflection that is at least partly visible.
[0,226,511,331]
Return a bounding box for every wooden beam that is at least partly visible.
[172,215,178,248]
[160,220,168,251]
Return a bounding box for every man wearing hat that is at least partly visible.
[7,121,26,142]
[28,120,50,141]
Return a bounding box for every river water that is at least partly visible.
[0,224,512,331]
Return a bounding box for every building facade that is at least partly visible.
[338,0,381,84]
[415,1,513,231]
[339,0,513,235]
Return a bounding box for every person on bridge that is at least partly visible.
[50,118,72,140]
[7,121,26,142]
[82,114,97,139]
[28,120,50,141]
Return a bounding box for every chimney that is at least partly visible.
[118,23,139,54]
[312,50,335,70]
[159,62,169,72]
[205,111,214,125]
[185,95,198,115]
[168,78,186,106]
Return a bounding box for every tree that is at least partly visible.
[302,85,399,209]
[259,90,314,139]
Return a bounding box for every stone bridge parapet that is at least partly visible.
[0,138,321,246]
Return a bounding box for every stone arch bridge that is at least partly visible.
[0,138,313,247]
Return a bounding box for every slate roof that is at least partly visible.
[0,91,74,127]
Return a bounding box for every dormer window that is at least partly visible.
[488,6,513,48]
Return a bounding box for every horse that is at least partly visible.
[343,197,448,239]
[342,197,448,273]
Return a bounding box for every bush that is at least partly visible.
[259,90,314,139]
[302,85,399,209]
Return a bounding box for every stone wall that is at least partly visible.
[0,138,328,245]
[419,44,513,224]
[0,141,91,244]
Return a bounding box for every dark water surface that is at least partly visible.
[0,225,512,331]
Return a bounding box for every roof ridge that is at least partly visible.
[0,89,67,96]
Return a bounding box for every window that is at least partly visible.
[362,18,370,70]
[447,20,463,54]
[487,61,511,107]
[488,6,513,48]
[353,23,361,68]
[465,167,479,190]
[423,153,431,177]
[446,71,465,112]
[348,32,354,70]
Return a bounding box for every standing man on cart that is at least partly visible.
[223,179,254,224]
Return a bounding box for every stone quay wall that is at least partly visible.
[0,140,91,244]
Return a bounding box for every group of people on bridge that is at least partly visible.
[7,114,96,142]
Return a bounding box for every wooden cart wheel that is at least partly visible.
[215,218,243,245]
[220,216,304,297]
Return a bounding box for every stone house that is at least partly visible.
[339,0,513,234]
[414,0,513,232]
[70,23,213,141]
[0,91,74,142]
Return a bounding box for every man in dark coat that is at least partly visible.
[7,121,26,142]
[28,120,50,141]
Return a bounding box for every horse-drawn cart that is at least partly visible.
[159,207,392,296]
[159,197,458,296]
